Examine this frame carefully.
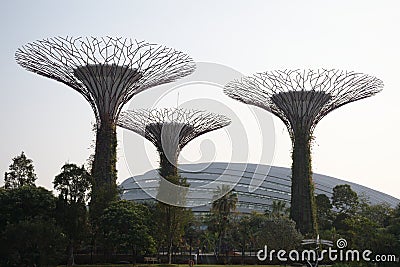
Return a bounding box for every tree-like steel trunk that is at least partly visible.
[90,118,118,221]
[158,152,181,264]
[159,151,178,178]
[290,132,317,235]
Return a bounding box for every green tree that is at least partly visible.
[235,215,250,263]
[0,185,55,227]
[387,204,400,255]
[358,195,392,228]
[0,186,65,266]
[183,217,202,258]
[4,151,37,189]
[334,196,399,258]
[210,185,238,257]
[154,174,192,264]
[198,226,218,254]
[54,163,91,203]
[212,186,238,217]
[315,194,333,230]
[332,184,359,214]
[154,202,192,263]
[246,213,265,254]
[233,212,266,260]
[53,163,91,265]
[265,200,289,218]
[257,216,303,250]
[332,185,359,232]
[234,212,302,256]
[343,214,396,256]
[100,200,155,263]
[0,218,65,266]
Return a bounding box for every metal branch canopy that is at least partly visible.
[224,69,383,234]
[118,108,231,177]
[118,108,231,168]
[224,69,383,138]
[15,36,196,125]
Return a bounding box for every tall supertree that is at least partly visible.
[15,37,195,219]
[224,69,383,234]
[118,108,230,263]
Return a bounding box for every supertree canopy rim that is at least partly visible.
[224,69,384,138]
[15,36,196,126]
[117,108,231,177]
[117,108,232,151]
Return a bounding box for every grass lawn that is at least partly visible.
[57,265,333,267]
[57,264,331,267]
[58,265,284,267]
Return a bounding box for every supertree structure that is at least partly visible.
[15,37,195,218]
[224,69,383,234]
[118,108,231,180]
[118,108,230,264]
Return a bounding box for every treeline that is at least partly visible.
[1,152,399,266]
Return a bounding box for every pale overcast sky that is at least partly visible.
[1,0,399,199]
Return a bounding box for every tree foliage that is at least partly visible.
[219,211,303,265]
[316,194,333,230]
[153,174,192,264]
[0,185,56,228]
[212,186,238,218]
[54,163,91,204]
[0,218,66,266]
[210,185,238,257]
[316,184,400,262]
[1,146,399,267]
[332,184,359,214]
[4,151,37,189]
[54,163,91,265]
[265,200,289,218]
[100,200,155,260]
[0,186,65,266]
[387,204,400,254]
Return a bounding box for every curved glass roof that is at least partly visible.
[121,162,399,213]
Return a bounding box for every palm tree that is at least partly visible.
[265,200,289,217]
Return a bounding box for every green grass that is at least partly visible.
[57,265,334,267]
[59,265,284,267]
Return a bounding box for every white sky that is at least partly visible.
[0,0,399,199]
